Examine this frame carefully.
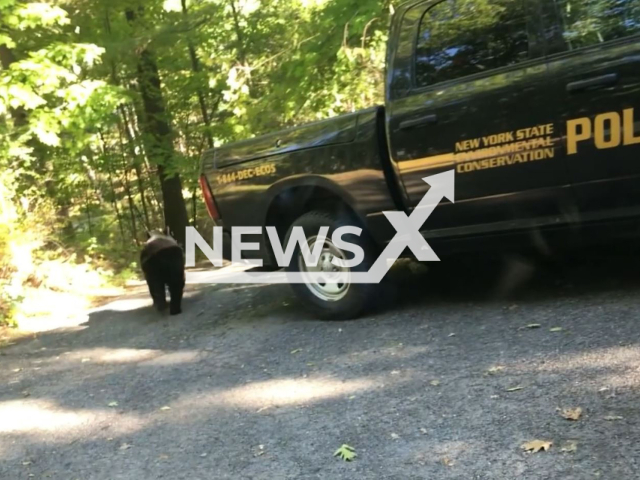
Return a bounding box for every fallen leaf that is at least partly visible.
[604,415,624,421]
[521,440,552,453]
[334,444,356,461]
[119,443,131,450]
[442,457,455,467]
[561,407,582,421]
[430,380,441,386]
[560,441,578,453]
[160,406,171,411]
[506,386,524,392]
[549,327,563,332]
[108,401,119,408]
[290,349,302,354]
[485,366,505,375]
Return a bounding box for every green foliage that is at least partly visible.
[0,0,391,320]
[334,444,357,461]
[0,223,21,328]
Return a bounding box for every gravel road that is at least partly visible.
[2,248,640,479]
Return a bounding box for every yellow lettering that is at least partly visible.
[623,108,640,146]
[567,117,592,155]
[594,112,621,150]
[455,139,481,152]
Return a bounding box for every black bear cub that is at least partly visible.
[141,231,185,315]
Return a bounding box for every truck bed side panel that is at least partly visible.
[203,107,397,264]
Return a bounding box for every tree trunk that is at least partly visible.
[107,169,127,246]
[125,102,163,223]
[181,0,214,150]
[98,131,127,245]
[229,0,248,66]
[126,7,189,246]
[117,126,141,245]
[118,108,151,231]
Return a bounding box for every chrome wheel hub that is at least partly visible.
[298,236,351,302]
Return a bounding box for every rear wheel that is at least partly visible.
[285,210,379,320]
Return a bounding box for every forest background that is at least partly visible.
[0,0,390,327]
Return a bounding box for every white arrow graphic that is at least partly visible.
[185,170,455,285]
[362,169,455,283]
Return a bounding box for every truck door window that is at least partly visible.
[415,0,536,88]
[543,0,640,54]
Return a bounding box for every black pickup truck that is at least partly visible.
[200,0,640,318]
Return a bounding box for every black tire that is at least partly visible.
[285,210,380,320]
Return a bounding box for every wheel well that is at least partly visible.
[264,186,362,248]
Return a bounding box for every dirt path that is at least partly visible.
[2,252,640,479]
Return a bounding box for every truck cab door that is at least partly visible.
[386,0,574,240]
[542,0,640,221]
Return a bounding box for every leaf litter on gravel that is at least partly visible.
[521,324,541,330]
[521,440,552,453]
[561,407,582,421]
[485,366,505,376]
[560,441,578,453]
[506,386,524,392]
[441,457,455,467]
[604,415,624,421]
[334,444,356,461]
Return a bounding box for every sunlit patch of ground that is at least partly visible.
[14,292,111,334]
[174,376,381,411]
[0,399,146,438]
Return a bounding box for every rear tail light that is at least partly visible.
[199,174,220,220]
